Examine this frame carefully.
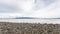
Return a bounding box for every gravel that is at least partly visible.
[0,22,60,34]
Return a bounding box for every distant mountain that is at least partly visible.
[15,17,39,19]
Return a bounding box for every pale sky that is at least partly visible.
[0,0,60,18]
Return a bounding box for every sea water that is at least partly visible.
[0,19,60,24]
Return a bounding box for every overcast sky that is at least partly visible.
[0,0,60,18]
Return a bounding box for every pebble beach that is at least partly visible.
[0,23,60,34]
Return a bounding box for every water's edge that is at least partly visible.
[0,19,60,24]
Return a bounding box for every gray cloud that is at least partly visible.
[0,3,19,13]
[0,0,60,18]
[43,0,56,5]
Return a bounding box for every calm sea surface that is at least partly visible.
[0,19,60,24]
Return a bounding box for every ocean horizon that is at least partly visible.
[0,18,60,24]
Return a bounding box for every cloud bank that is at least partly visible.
[0,0,60,18]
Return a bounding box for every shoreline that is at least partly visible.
[0,19,60,24]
